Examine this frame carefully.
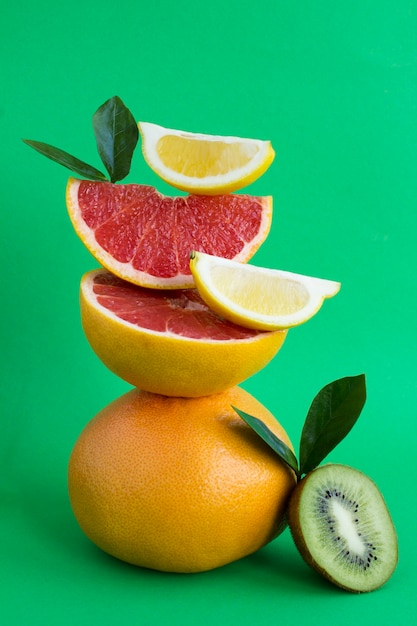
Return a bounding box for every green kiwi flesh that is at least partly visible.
[288,464,398,593]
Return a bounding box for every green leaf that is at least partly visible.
[299,374,367,476]
[92,96,139,183]
[22,139,108,181]
[232,406,299,475]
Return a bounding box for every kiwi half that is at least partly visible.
[288,464,398,593]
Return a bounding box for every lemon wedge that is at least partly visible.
[189,251,341,330]
[138,121,275,195]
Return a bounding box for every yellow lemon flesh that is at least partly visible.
[139,121,275,194]
[190,251,341,331]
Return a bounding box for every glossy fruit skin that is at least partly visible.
[68,386,297,573]
[80,270,287,398]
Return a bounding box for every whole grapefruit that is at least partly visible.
[68,386,296,573]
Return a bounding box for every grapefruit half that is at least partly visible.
[66,177,272,289]
[80,269,287,397]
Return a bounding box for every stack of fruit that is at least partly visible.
[24,97,397,592]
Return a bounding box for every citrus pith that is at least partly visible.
[68,386,296,573]
[80,269,287,397]
[66,177,272,289]
[139,121,275,195]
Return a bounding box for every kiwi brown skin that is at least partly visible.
[287,464,398,593]
[287,477,322,582]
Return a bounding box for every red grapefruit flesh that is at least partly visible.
[80,269,287,397]
[67,177,272,289]
[93,270,262,340]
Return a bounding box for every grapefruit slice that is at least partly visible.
[66,177,272,289]
[80,268,287,397]
[139,121,275,195]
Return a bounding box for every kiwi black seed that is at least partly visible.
[287,464,398,593]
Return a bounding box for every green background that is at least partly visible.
[1,0,416,623]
